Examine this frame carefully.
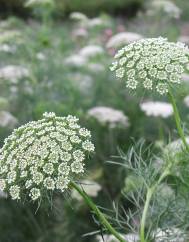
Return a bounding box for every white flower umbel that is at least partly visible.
[72,179,101,201]
[110,37,189,95]
[0,112,94,201]
[87,106,130,128]
[140,101,173,118]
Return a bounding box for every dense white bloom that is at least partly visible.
[96,233,139,242]
[0,111,18,128]
[140,101,173,118]
[0,65,29,83]
[88,106,129,128]
[0,112,94,201]
[154,228,186,242]
[149,0,181,19]
[106,32,143,49]
[79,45,104,58]
[110,37,189,95]
[72,179,101,201]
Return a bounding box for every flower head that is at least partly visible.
[140,101,173,118]
[87,106,129,128]
[0,112,94,201]
[110,37,189,95]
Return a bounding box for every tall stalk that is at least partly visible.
[168,88,189,152]
[70,181,127,242]
[140,167,171,242]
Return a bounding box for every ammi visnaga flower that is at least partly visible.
[0,112,94,201]
[110,37,189,95]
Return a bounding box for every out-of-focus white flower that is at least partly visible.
[70,12,88,22]
[72,28,88,38]
[87,17,109,28]
[182,73,189,82]
[184,95,189,107]
[87,63,105,73]
[154,228,186,242]
[0,30,21,44]
[178,36,189,45]
[165,136,189,155]
[25,0,54,8]
[0,65,30,83]
[96,233,139,242]
[64,55,87,67]
[148,0,181,19]
[72,179,101,201]
[36,52,46,60]
[0,111,18,128]
[88,106,129,128]
[140,101,173,118]
[110,37,189,95]
[0,44,16,53]
[79,45,104,58]
[106,32,143,49]
[68,73,93,92]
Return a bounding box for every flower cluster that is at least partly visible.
[0,112,94,201]
[0,65,29,84]
[110,37,189,95]
[87,106,130,128]
[140,101,173,118]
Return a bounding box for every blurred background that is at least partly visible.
[0,0,189,241]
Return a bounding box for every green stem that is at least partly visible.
[168,89,189,152]
[140,167,170,242]
[140,187,154,242]
[70,181,126,242]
